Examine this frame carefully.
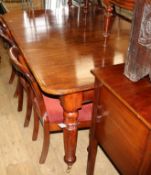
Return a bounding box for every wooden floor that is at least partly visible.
[0,1,119,175]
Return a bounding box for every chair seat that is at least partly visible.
[43,95,92,123]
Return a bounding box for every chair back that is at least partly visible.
[0,16,16,46]
[0,28,15,47]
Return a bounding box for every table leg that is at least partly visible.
[84,0,89,14]
[60,93,83,166]
[68,0,72,7]
[103,5,113,37]
[103,5,114,47]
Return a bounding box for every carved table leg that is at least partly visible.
[60,93,83,167]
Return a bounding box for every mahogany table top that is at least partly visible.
[3,7,131,95]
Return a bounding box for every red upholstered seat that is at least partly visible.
[43,94,92,123]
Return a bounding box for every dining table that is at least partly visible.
[3,4,131,167]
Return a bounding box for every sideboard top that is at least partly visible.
[92,64,151,129]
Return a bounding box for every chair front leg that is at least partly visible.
[24,88,32,127]
[39,120,50,164]
[17,78,24,112]
[9,66,16,84]
[32,109,39,141]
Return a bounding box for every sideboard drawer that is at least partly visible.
[96,86,149,175]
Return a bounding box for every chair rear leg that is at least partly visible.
[14,77,19,97]
[39,121,50,164]
[9,66,16,84]
[17,79,24,112]
[32,110,39,141]
[24,89,32,127]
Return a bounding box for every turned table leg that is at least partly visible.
[68,0,72,7]
[103,5,113,47]
[61,93,83,167]
[104,5,113,36]
[84,0,89,14]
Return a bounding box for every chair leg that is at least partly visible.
[14,77,19,97]
[24,89,32,127]
[9,66,16,84]
[32,110,39,141]
[17,79,24,112]
[39,121,50,164]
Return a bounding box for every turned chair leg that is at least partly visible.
[24,89,32,127]
[39,121,50,164]
[9,66,16,84]
[32,110,39,141]
[17,78,24,112]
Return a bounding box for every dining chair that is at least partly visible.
[0,22,32,127]
[9,46,92,164]
[0,17,16,84]
[7,46,33,127]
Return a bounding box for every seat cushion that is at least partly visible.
[43,95,92,123]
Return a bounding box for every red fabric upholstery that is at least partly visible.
[43,95,92,123]
[43,95,63,123]
[78,103,92,122]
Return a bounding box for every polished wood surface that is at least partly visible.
[3,8,131,95]
[3,5,131,166]
[87,64,151,175]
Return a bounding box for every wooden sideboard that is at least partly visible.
[87,64,151,175]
